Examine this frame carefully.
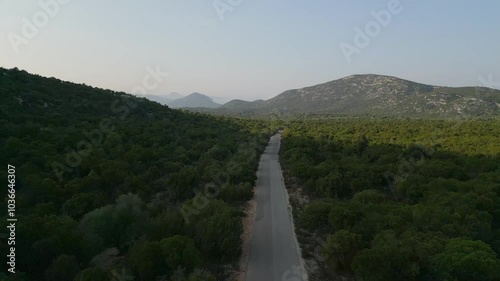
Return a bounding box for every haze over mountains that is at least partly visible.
[194,75,499,117]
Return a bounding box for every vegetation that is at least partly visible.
[0,67,274,280]
[280,118,500,281]
[2,67,499,280]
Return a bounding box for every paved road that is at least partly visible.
[246,133,305,281]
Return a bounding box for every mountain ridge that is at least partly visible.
[215,74,499,117]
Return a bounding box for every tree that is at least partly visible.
[148,209,185,241]
[352,231,420,281]
[352,189,386,204]
[356,134,369,155]
[79,193,148,249]
[218,182,253,202]
[300,201,335,230]
[352,249,393,281]
[323,230,363,271]
[187,270,217,281]
[159,235,202,274]
[74,267,111,281]
[128,241,164,281]
[184,199,243,261]
[431,238,500,281]
[62,192,105,219]
[195,210,242,261]
[44,255,79,281]
[328,205,355,231]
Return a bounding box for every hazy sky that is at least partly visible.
[1,0,499,100]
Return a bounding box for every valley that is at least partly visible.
[2,2,499,280]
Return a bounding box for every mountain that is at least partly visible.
[168,92,221,108]
[221,99,264,109]
[219,75,500,117]
[141,92,223,109]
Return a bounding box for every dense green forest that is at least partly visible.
[280,118,500,281]
[0,68,275,280]
[2,67,500,281]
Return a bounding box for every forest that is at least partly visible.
[280,118,500,281]
[0,68,275,281]
[1,67,500,281]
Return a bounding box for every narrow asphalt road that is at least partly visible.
[245,133,305,281]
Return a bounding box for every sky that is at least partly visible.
[1,0,499,101]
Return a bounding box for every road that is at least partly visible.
[245,133,306,281]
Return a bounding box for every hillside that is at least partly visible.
[221,99,264,109]
[0,67,272,280]
[220,75,500,117]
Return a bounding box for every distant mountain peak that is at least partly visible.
[188,92,210,98]
[168,92,220,109]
